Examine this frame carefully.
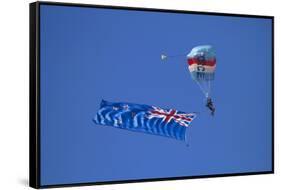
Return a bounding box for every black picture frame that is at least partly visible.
[29,1,274,189]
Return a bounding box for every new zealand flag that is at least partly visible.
[93,100,197,141]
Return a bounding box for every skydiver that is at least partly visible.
[206,97,215,116]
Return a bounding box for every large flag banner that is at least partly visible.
[93,100,197,141]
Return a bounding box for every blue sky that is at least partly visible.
[40,4,272,186]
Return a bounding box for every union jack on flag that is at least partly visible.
[147,106,196,127]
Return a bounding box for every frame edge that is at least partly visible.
[37,0,274,19]
[29,1,41,189]
[271,16,274,174]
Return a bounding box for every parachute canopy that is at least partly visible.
[187,45,216,98]
[187,45,216,81]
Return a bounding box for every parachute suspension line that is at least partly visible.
[195,81,208,98]
[208,80,211,98]
[195,81,204,94]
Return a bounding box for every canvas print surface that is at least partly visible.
[39,4,273,186]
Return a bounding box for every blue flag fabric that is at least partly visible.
[93,100,197,141]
